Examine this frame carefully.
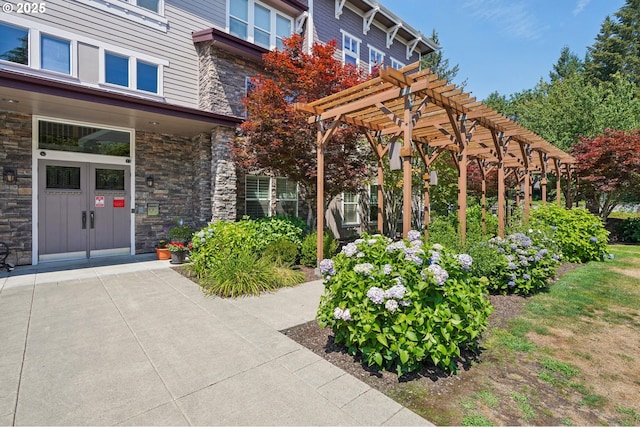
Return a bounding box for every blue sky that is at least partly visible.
[388,0,625,100]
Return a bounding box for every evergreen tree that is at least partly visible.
[550,46,583,82]
[420,29,466,88]
[585,0,640,85]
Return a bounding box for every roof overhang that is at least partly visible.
[0,69,243,136]
[192,27,269,61]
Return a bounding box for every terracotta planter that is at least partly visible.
[156,248,171,260]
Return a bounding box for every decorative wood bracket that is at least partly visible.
[335,0,346,19]
[406,38,420,60]
[386,24,402,48]
[363,6,379,34]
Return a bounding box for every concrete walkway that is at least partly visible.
[0,256,432,426]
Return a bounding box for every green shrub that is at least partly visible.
[263,238,299,266]
[196,247,303,298]
[476,230,561,295]
[427,215,461,250]
[528,205,610,263]
[300,231,338,267]
[167,224,194,243]
[621,217,640,243]
[317,232,494,375]
[254,216,307,249]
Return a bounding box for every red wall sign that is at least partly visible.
[113,197,125,208]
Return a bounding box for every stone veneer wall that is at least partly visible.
[0,111,33,266]
[135,130,216,253]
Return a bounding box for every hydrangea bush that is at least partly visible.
[317,232,494,375]
[480,230,562,295]
[528,204,610,263]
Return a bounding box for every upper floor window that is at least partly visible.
[229,0,293,50]
[390,58,405,70]
[369,46,384,74]
[0,22,28,65]
[341,31,360,66]
[133,0,160,13]
[105,51,159,94]
[41,34,71,74]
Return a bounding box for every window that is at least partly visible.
[95,169,125,190]
[369,46,384,74]
[390,58,405,70]
[245,175,271,218]
[342,32,360,66]
[276,178,298,217]
[229,0,293,50]
[343,192,359,224]
[137,60,158,93]
[369,185,379,222]
[105,52,129,87]
[46,166,80,189]
[135,0,160,13]
[38,120,131,157]
[0,22,28,65]
[41,34,71,74]
[230,0,249,40]
[275,14,290,50]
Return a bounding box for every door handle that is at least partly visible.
[82,211,87,229]
[90,211,95,229]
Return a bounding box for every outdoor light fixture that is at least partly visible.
[1,98,19,104]
[3,167,17,184]
[146,176,154,188]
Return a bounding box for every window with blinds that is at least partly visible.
[245,175,270,218]
[275,177,298,217]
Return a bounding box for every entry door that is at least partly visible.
[38,160,131,261]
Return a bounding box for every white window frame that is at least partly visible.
[340,30,361,66]
[227,0,294,50]
[368,44,384,74]
[390,57,405,70]
[0,15,167,98]
[275,177,299,217]
[342,191,360,225]
[245,175,272,218]
[40,33,73,76]
[71,0,167,32]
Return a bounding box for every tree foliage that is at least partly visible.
[571,129,640,219]
[234,34,370,217]
[585,0,640,85]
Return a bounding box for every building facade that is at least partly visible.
[0,0,436,265]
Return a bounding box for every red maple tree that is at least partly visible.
[571,129,640,219]
[233,35,371,224]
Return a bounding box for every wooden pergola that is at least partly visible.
[295,62,576,261]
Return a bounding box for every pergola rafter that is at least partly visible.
[296,63,576,261]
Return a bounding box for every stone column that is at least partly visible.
[210,127,237,221]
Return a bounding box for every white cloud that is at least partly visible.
[573,0,591,16]
[462,0,546,41]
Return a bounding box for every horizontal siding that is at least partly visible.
[1,0,228,108]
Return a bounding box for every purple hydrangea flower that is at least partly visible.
[385,284,407,300]
[383,264,393,275]
[403,246,424,265]
[427,264,449,286]
[341,243,358,257]
[508,281,516,287]
[457,253,473,271]
[508,262,517,270]
[399,299,412,307]
[609,254,615,260]
[366,287,385,304]
[523,274,531,280]
[318,259,335,276]
[429,250,441,264]
[333,307,352,321]
[590,237,598,243]
[354,263,375,276]
[386,241,406,252]
[385,299,399,312]
[407,229,422,242]
[432,243,444,251]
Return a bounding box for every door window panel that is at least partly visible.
[95,168,125,190]
[39,120,131,157]
[46,165,81,189]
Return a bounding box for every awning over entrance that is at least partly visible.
[296,62,576,260]
[0,69,243,135]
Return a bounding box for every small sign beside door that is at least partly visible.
[95,196,105,208]
[113,197,125,208]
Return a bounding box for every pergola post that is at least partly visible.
[401,94,413,237]
[377,160,384,234]
[316,125,325,263]
[477,159,488,234]
[541,176,547,203]
[565,163,573,208]
[523,171,531,221]
[554,160,562,207]
[423,171,430,240]
[497,162,505,237]
[458,149,468,243]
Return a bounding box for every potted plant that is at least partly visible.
[155,239,171,260]
[167,224,194,244]
[167,241,190,264]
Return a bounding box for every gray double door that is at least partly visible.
[38,160,131,261]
